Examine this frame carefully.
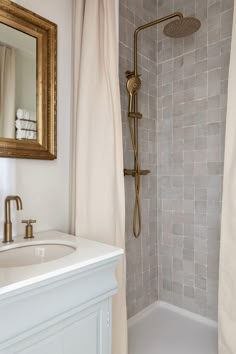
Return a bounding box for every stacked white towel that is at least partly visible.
[16,130,37,140]
[16,108,36,122]
[15,120,36,131]
[15,108,37,141]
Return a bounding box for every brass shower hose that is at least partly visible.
[128,108,141,238]
[124,72,150,238]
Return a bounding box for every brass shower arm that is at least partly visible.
[134,12,183,75]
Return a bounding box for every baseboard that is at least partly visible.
[128,302,159,328]
[128,301,218,329]
[158,301,218,328]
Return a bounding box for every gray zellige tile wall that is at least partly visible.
[119,0,159,318]
[119,0,233,321]
[156,0,233,320]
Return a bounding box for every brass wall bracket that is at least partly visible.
[128,112,143,119]
[124,169,150,177]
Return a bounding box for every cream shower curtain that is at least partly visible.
[71,1,127,354]
[0,45,15,138]
[219,5,236,354]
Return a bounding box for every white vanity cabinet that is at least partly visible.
[0,231,123,354]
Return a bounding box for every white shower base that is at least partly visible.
[128,302,218,354]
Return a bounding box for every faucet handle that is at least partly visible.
[22,219,36,239]
[22,219,36,225]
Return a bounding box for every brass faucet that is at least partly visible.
[3,196,23,243]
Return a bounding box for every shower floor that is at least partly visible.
[128,302,218,354]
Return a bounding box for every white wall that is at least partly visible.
[0,0,73,239]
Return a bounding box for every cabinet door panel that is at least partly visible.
[63,311,98,354]
[20,313,98,354]
[20,334,63,354]
[6,300,110,354]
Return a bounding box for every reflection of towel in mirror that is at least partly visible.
[16,108,36,122]
[16,129,37,140]
[15,119,36,131]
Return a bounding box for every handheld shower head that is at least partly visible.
[163,16,201,38]
[126,74,141,113]
[126,75,141,96]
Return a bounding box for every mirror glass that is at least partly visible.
[0,23,37,140]
[0,22,37,141]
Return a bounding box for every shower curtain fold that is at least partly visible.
[71,1,127,354]
[219,5,236,354]
[0,45,15,138]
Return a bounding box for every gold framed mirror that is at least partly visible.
[0,0,57,159]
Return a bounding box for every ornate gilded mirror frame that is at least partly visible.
[0,0,57,159]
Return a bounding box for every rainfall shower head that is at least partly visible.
[163,16,201,38]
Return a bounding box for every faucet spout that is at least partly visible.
[3,196,23,243]
[15,196,23,211]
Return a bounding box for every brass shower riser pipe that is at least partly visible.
[125,11,201,238]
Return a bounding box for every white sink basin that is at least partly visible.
[0,241,77,267]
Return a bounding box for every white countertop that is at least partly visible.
[0,230,124,297]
